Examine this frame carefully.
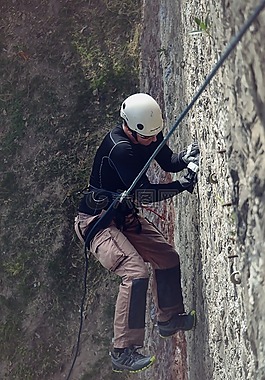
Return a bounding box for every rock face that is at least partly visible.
[140,0,265,379]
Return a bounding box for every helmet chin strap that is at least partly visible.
[123,121,139,142]
[131,129,139,142]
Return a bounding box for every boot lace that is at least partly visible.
[123,347,145,365]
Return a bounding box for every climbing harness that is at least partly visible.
[66,1,265,378]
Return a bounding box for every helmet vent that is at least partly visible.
[137,123,144,130]
[122,103,126,109]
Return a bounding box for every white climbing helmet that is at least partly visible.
[120,93,163,136]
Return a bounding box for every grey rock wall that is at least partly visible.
[140,0,265,379]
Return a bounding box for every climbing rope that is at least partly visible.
[66,1,265,378]
[65,248,90,380]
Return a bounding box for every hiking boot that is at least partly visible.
[110,346,155,373]
[158,310,196,338]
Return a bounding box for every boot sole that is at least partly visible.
[112,355,156,373]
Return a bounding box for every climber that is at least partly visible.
[74,93,200,373]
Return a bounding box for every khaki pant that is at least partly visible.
[75,212,185,348]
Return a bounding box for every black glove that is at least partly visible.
[178,168,198,194]
[114,195,139,231]
[182,141,200,165]
[115,195,135,215]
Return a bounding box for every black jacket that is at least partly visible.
[79,125,188,214]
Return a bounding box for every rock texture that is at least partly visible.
[140,0,265,379]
